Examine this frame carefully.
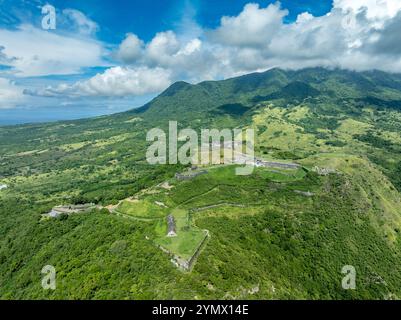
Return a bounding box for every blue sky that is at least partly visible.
[1,0,333,43]
[63,0,332,42]
[0,0,400,124]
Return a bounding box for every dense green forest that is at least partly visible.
[0,68,401,299]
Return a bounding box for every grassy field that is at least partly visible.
[113,164,306,264]
[154,209,207,261]
[115,199,168,219]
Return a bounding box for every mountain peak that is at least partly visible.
[159,81,192,97]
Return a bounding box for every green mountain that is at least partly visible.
[0,68,401,299]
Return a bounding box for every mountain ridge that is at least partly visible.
[128,67,401,122]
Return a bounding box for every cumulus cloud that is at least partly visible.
[25,66,172,97]
[30,0,401,99]
[362,11,401,56]
[0,78,25,108]
[212,3,288,47]
[117,33,144,64]
[334,0,401,20]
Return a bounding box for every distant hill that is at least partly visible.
[130,67,401,123]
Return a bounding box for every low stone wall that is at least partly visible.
[190,203,246,213]
[175,170,208,181]
[158,230,209,271]
[256,160,300,169]
[44,203,96,218]
[185,230,209,271]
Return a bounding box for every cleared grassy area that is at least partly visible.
[192,204,266,219]
[252,105,319,153]
[254,166,307,182]
[167,165,307,208]
[121,164,305,262]
[149,163,311,264]
[154,209,207,260]
[115,199,168,219]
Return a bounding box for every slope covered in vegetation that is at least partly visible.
[0,68,400,299]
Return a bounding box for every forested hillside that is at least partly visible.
[1,68,400,299]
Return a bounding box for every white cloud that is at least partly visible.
[179,38,202,56]
[26,66,172,97]
[334,0,401,20]
[207,0,401,73]
[0,78,25,109]
[0,9,106,77]
[212,3,288,47]
[0,45,16,64]
[0,24,106,77]
[62,9,99,36]
[146,31,181,66]
[117,33,144,64]
[30,0,401,99]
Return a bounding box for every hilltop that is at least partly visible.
[0,68,401,299]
